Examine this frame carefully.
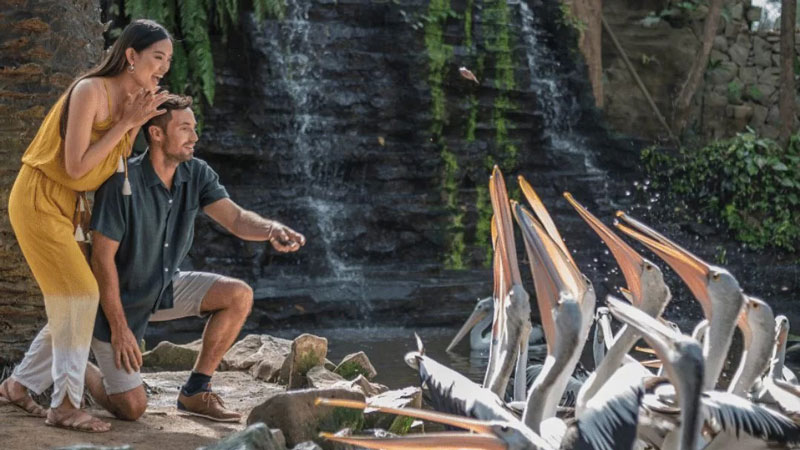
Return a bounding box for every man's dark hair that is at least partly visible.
[143,93,194,144]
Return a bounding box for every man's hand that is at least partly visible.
[269,222,306,252]
[110,327,142,374]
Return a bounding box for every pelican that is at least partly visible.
[614,212,745,390]
[483,167,532,403]
[446,296,544,353]
[561,193,672,415]
[727,296,775,397]
[512,182,595,434]
[752,315,800,421]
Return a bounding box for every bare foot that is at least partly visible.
[0,377,47,417]
[45,404,111,433]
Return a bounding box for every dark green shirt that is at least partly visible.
[91,151,229,342]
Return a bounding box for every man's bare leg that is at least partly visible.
[0,377,46,417]
[84,363,147,421]
[194,278,253,376]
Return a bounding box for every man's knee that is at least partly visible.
[108,386,147,421]
[230,280,253,317]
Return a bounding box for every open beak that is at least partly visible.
[513,201,584,351]
[614,212,712,319]
[606,296,678,365]
[316,398,507,450]
[518,176,576,268]
[564,193,646,305]
[447,303,491,352]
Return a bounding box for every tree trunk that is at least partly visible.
[0,0,103,367]
[779,0,796,146]
[672,0,725,135]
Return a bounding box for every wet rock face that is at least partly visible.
[0,0,104,366]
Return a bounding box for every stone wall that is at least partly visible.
[0,1,104,364]
[701,3,799,139]
[603,0,799,141]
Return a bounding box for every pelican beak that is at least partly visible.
[518,176,576,268]
[319,431,507,450]
[316,398,495,433]
[614,212,713,319]
[564,193,645,305]
[737,300,753,347]
[641,359,663,369]
[490,166,522,290]
[447,301,491,352]
[513,201,581,350]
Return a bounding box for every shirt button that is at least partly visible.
[164,243,169,248]
[168,199,173,204]
[164,267,169,272]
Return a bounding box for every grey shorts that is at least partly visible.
[91,271,223,395]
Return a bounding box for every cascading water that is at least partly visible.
[516,0,605,178]
[257,0,364,287]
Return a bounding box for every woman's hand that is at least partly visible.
[120,88,170,130]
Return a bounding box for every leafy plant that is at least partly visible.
[642,130,800,250]
[335,361,370,380]
[727,80,742,103]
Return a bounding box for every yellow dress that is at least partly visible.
[8,80,131,408]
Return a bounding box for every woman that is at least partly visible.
[0,19,172,432]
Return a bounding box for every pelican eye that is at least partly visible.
[644,263,653,271]
[711,272,721,281]
[500,425,510,432]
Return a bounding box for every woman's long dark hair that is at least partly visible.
[58,19,171,138]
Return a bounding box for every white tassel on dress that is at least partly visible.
[74,224,86,242]
[122,178,132,196]
[117,155,125,173]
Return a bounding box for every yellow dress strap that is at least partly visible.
[102,79,113,112]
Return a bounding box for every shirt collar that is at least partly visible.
[142,149,190,188]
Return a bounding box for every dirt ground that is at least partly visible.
[0,371,285,450]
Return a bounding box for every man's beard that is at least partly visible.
[163,134,193,163]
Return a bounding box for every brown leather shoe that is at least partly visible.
[177,389,241,423]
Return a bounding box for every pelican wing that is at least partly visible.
[570,363,645,450]
[701,390,800,444]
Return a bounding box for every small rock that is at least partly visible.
[307,365,347,389]
[712,36,728,52]
[334,352,377,380]
[739,66,758,84]
[727,104,753,121]
[753,36,772,68]
[199,423,284,450]
[707,61,737,84]
[279,334,329,389]
[335,375,388,397]
[750,104,769,126]
[364,386,422,431]
[746,6,762,23]
[247,388,366,448]
[142,339,201,371]
[292,442,323,450]
[222,334,292,382]
[730,3,744,21]
[729,34,752,66]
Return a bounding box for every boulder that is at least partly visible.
[753,36,772,68]
[334,351,377,380]
[712,35,728,52]
[247,388,366,448]
[746,7,762,23]
[750,104,769,126]
[279,334,329,389]
[707,61,737,84]
[364,386,422,431]
[199,423,284,450]
[739,66,758,85]
[141,339,202,371]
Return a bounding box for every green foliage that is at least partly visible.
[388,415,415,435]
[332,407,365,432]
[642,130,800,251]
[335,361,369,380]
[557,2,587,36]
[727,80,742,103]
[114,0,284,127]
[295,350,320,375]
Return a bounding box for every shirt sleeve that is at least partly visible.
[198,161,229,208]
[90,173,127,242]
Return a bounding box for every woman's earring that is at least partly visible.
[127,64,135,73]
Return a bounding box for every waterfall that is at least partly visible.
[516,0,605,178]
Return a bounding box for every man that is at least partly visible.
[85,94,305,422]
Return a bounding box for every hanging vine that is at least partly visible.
[104,0,285,126]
